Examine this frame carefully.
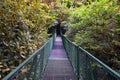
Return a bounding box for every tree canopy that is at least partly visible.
[0,0,120,79]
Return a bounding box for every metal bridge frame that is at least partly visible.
[2,33,120,80]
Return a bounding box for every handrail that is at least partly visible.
[3,42,48,80]
[79,47,120,79]
[62,35,120,80]
[2,33,56,80]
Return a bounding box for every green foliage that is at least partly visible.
[55,6,69,23]
[116,13,120,26]
[61,0,74,8]
[67,0,120,70]
[0,0,56,79]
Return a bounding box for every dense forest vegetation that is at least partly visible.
[66,0,120,73]
[0,0,57,79]
[0,0,120,79]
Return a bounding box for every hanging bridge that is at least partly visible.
[2,33,120,80]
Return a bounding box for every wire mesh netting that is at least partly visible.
[2,33,56,80]
[62,36,120,80]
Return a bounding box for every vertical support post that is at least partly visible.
[76,46,80,80]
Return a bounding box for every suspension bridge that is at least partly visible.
[2,33,120,80]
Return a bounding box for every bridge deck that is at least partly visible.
[43,37,78,80]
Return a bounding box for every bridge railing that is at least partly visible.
[62,36,120,80]
[2,33,56,80]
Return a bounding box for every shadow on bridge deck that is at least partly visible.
[43,36,78,80]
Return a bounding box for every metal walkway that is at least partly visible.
[2,34,120,80]
[43,37,78,80]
